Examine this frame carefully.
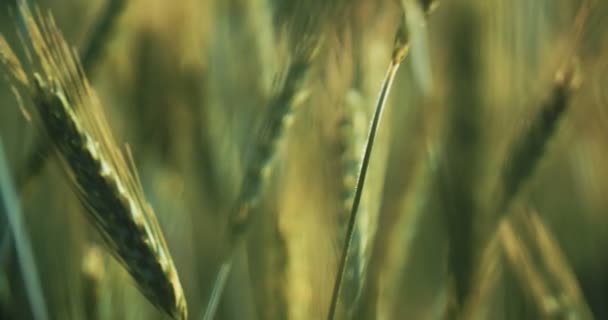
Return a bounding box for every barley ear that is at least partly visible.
[15,0,126,196]
[499,63,580,215]
[204,22,320,320]
[497,0,590,215]
[0,4,187,319]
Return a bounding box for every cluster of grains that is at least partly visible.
[0,4,187,319]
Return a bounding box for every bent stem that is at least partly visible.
[201,258,233,320]
[327,21,409,320]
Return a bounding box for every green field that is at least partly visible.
[0,0,607,319]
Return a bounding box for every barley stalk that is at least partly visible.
[327,16,410,320]
[500,209,594,319]
[0,4,187,319]
[524,210,594,318]
[201,260,232,320]
[461,228,503,320]
[500,218,555,316]
[81,0,126,73]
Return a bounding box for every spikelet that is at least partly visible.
[227,6,322,242]
[203,6,322,319]
[0,4,187,319]
[499,65,579,214]
[498,0,590,215]
[334,90,368,317]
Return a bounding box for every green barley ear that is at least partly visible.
[499,62,581,215]
[227,54,315,240]
[497,0,590,216]
[226,1,326,244]
[0,4,187,319]
[203,4,326,319]
[224,0,338,247]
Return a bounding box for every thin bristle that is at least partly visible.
[499,219,554,316]
[0,4,187,319]
[498,212,592,318]
[0,37,28,86]
[524,210,594,318]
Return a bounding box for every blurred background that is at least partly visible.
[0,0,607,319]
